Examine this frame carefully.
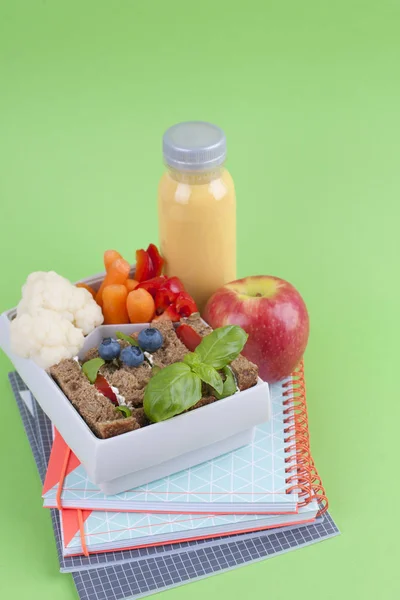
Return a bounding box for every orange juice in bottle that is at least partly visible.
[158,122,236,313]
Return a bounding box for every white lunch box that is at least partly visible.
[0,271,271,494]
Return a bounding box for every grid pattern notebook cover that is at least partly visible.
[10,370,339,600]
[42,370,320,514]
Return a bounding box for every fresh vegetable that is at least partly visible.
[102,284,130,324]
[144,363,202,422]
[82,358,105,383]
[135,249,153,282]
[143,326,247,422]
[137,276,167,297]
[175,292,198,318]
[115,331,139,346]
[155,287,177,314]
[125,279,139,292]
[153,278,197,321]
[161,276,185,297]
[176,323,202,351]
[195,325,248,369]
[214,366,237,400]
[135,244,165,282]
[94,374,119,405]
[96,245,197,325]
[10,271,104,369]
[126,288,155,323]
[104,250,122,272]
[115,405,132,418]
[182,351,202,368]
[120,345,145,367]
[98,338,121,361]
[138,328,164,352]
[152,305,180,322]
[146,243,164,277]
[190,363,223,395]
[96,258,131,307]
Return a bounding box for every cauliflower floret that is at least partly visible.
[10,271,104,369]
[17,271,103,333]
[10,310,85,369]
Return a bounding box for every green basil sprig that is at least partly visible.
[143,326,247,423]
[214,366,237,400]
[195,325,248,369]
[116,331,139,346]
[144,363,202,422]
[82,358,105,383]
[115,405,132,418]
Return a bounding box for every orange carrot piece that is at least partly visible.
[102,285,130,325]
[126,279,139,292]
[104,250,122,272]
[126,288,155,323]
[76,283,96,300]
[96,258,130,307]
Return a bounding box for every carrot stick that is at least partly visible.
[102,285,130,324]
[104,250,122,272]
[96,258,130,307]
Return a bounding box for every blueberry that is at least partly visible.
[98,338,121,361]
[138,328,164,352]
[121,345,144,367]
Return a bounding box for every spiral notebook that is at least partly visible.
[43,364,326,516]
[9,368,339,600]
[60,502,318,557]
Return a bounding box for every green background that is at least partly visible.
[0,1,399,598]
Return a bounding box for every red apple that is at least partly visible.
[203,276,309,383]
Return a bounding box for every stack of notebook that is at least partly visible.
[9,363,339,600]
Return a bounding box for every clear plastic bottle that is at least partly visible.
[158,122,236,313]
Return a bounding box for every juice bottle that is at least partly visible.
[158,122,236,313]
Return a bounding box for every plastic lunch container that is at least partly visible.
[0,270,271,495]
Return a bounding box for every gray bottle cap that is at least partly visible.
[163,121,226,171]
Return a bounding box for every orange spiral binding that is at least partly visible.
[283,361,328,516]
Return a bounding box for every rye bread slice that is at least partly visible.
[50,359,139,439]
[130,321,188,368]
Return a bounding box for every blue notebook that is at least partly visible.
[43,377,303,514]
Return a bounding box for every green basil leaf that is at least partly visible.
[82,358,105,383]
[191,363,223,395]
[143,363,202,422]
[115,405,132,418]
[183,352,202,368]
[151,365,162,376]
[194,326,248,369]
[214,366,237,399]
[116,331,139,346]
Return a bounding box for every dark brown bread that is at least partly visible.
[50,359,139,439]
[132,406,149,427]
[189,395,217,410]
[230,355,258,390]
[131,321,188,368]
[107,363,152,407]
[181,314,213,336]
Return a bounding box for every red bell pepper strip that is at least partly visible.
[146,244,164,277]
[137,276,167,298]
[152,305,181,322]
[94,374,119,406]
[135,249,153,282]
[175,292,198,318]
[175,323,203,351]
